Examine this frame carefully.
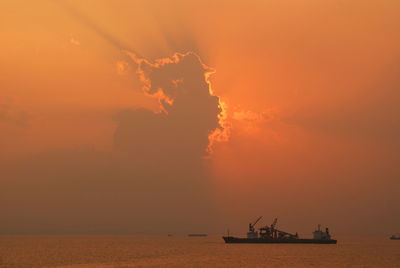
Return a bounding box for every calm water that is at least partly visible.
[0,235,399,267]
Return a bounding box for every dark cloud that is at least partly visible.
[125,52,221,153]
[0,52,223,234]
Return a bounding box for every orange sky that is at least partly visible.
[1,0,400,235]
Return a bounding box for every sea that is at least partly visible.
[0,235,399,267]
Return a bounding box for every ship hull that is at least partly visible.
[223,236,337,244]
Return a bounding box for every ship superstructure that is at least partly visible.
[313,224,332,240]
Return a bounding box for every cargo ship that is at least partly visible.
[223,217,337,244]
[390,233,400,240]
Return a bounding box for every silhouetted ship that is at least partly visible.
[223,217,337,244]
[188,234,207,237]
[390,233,400,240]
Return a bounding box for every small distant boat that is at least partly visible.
[188,234,208,237]
[390,233,400,240]
[223,217,337,244]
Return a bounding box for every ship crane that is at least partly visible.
[275,229,299,239]
[249,216,262,233]
[258,218,298,239]
[271,218,278,238]
[271,218,277,229]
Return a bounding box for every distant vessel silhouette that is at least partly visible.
[223,217,337,244]
[390,233,400,240]
[188,234,207,237]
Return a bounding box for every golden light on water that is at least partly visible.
[1,0,400,240]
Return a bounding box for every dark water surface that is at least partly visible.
[1,235,399,267]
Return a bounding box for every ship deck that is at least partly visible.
[223,236,337,244]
